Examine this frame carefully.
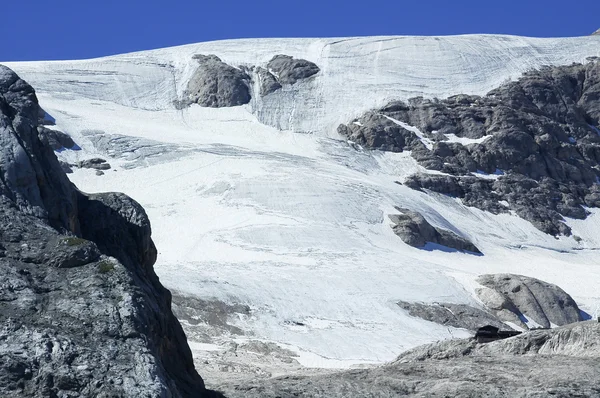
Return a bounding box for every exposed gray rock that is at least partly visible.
[592,28,600,36]
[389,208,481,253]
[340,60,600,236]
[398,301,508,331]
[219,322,600,397]
[476,274,583,329]
[77,157,111,170]
[253,55,320,96]
[171,292,251,338]
[256,67,282,96]
[182,54,251,108]
[0,65,216,397]
[266,55,320,86]
[38,126,76,150]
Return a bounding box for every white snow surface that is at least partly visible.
[5,34,600,366]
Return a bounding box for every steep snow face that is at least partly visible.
[5,35,600,369]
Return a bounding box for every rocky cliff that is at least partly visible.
[0,65,214,397]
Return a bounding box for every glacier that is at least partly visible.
[5,34,600,377]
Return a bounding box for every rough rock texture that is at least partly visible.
[219,322,600,397]
[267,55,320,85]
[476,274,583,329]
[339,61,600,236]
[38,127,76,151]
[76,157,111,170]
[397,301,508,331]
[182,54,251,108]
[257,55,320,96]
[256,67,282,96]
[0,65,216,396]
[389,208,480,253]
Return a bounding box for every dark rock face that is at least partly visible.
[182,54,251,108]
[256,67,282,96]
[257,55,320,96]
[38,126,76,150]
[77,157,111,170]
[397,301,508,331]
[476,274,583,329]
[219,322,600,398]
[340,61,600,236]
[267,55,320,85]
[389,208,480,253]
[0,65,212,396]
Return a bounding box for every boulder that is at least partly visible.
[38,126,76,150]
[77,157,111,170]
[476,274,583,329]
[389,208,481,253]
[182,54,251,107]
[266,54,320,85]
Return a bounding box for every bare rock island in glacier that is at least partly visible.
[2,32,600,397]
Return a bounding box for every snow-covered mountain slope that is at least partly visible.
[5,35,600,374]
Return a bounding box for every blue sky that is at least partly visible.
[2,0,599,61]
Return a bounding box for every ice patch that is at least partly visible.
[472,169,504,180]
[444,134,492,145]
[379,114,434,150]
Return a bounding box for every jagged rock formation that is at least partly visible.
[181,54,251,108]
[38,126,76,151]
[389,208,480,253]
[257,55,320,96]
[219,322,600,397]
[476,274,583,329]
[339,61,600,236]
[0,65,215,396]
[397,301,508,331]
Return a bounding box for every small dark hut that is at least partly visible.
[474,325,522,343]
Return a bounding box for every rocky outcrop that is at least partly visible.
[38,126,76,151]
[397,301,508,331]
[257,55,320,96]
[267,55,320,85]
[339,61,600,236]
[476,274,583,329]
[592,28,600,35]
[77,157,111,170]
[389,208,481,253]
[0,65,214,396]
[181,54,251,108]
[256,67,282,96]
[219,322,600,397]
